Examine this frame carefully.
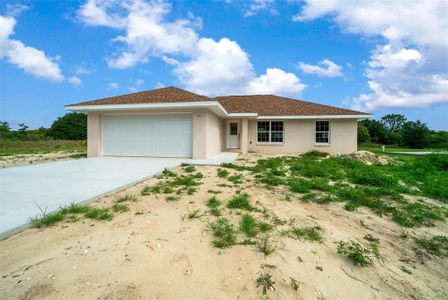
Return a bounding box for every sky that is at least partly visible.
[1,0,447,130]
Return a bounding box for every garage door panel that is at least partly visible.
[103,114,192,158]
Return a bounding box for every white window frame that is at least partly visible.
[315,120,330,145]
[257,121,284,144]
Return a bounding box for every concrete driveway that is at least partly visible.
[0,157,189,238]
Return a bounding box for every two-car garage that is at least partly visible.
[102,114,193,158]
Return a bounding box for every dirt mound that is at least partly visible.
[346,151,395,165]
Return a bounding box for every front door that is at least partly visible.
[227,121,240,148]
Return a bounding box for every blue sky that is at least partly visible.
[1,0,447,130]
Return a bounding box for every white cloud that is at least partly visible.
[68,76,82,87]
[0,15,64,82]
[295,0,448,110]
[5,3,29,17]
[174,38,254,96]
[135,78,144,85]
[107,82,119,90]
[244,0,277,17]
[298,59,343,77]
[75,65,95,75]
[77,0,305,97]
[245,68,306,96]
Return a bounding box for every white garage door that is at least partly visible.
[103,114,192,158]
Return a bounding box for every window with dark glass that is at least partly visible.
[230,123,238,135]
[315,121,330,143]
[257,121,284,143]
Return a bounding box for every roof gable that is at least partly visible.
[69,86,210,106]
[215,95,367,116]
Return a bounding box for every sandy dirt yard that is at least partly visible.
[0,155,447,300]
[0,152,86,169]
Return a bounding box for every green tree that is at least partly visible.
[380,114,407,131]
[48,112,87,140]
[401,120,431,148]
[357,125,371,143]
[359,119,387,144]
[0,121,11,139]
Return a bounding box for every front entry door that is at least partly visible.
[227,121,240,148]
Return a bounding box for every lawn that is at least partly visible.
[0,152,447,299]
[0,140,86,156]
[358,144,447,153]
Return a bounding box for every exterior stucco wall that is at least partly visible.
[87,113,103,157]
[205,110,225,158]
[86,108,223,160]
[247,119,357,154]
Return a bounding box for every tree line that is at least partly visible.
[0,112,87,141]
[358,114,448,149]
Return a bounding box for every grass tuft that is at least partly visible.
[208,218,237,248]
[227,194,254,211]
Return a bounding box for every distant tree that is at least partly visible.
[48,112,87,140]
[381,114,407,131]
[0,121,11,139]
[359,119,387,144]
[430,131,448,148]
[18,123,29,132]
[401,120,431,148]
[357,125,371,143]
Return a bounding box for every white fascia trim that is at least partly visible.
[228,113,258,117]
[65,101,229,117]
[256,114,372,120]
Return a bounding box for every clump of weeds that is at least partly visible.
[208,218,237,248]
[256,273,276,295]
[336,240,384,267]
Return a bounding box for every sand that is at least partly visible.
[0,152,85,169]
[0,158,447,300]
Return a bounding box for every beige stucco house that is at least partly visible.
[66,87,371,159]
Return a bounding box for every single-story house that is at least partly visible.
[66,86,371,159]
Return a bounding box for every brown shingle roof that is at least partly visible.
[69,86,210,106]
[215,95,368,116]
[69,86,369,116]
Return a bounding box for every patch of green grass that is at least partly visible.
[30,203,113,227]
[207,189,221,194]
[183,165,196,173]
[288,226,324,243]
[165,195,178,201]
[0,140,86,156]
[112,203,129,213]
[217,168,229,178]
[302,150,329,159]
[186,186,197,195]
[400,266,413,274]
[228,173,243,184]
[256,235,277,256]
[207,196,222,216]
[414,235,448,257]
[116,194,138,203]
[162,168,176,177]
[227,194,254,211]
[240,214,258,237]
[84,208,113,221]
[30,210,65,228]
[336,240,384,267]
[391,201,448,227]
[163,186,175,194]
[208,218,237,248]
[141,184,161,195]
[258,221,273,233]
[290,277,300,291]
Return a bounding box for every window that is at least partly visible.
[315,121,330,143]
[230,123,238,135]
[257,121,284,143]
